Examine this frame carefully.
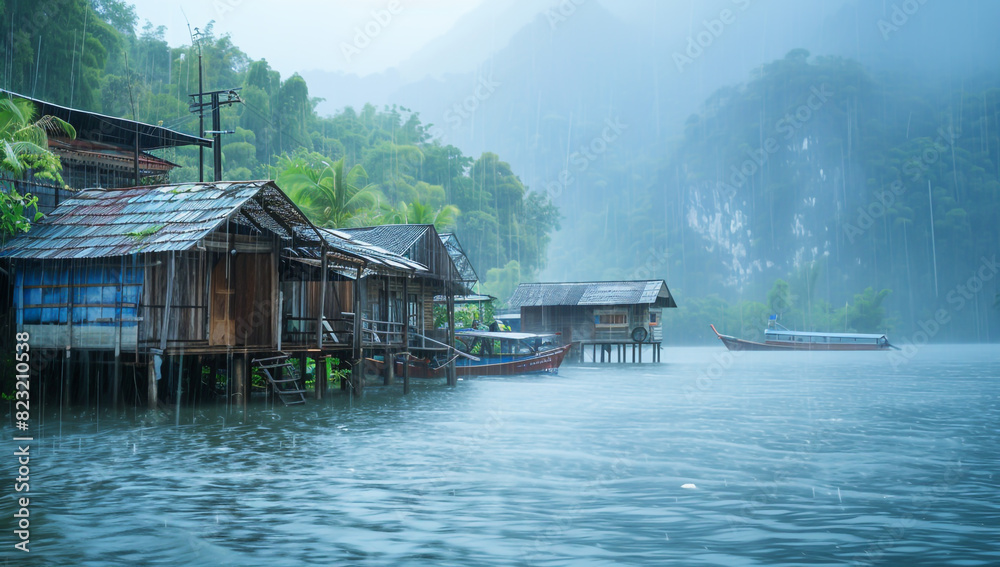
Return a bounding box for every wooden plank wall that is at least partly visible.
[141,252,206,345]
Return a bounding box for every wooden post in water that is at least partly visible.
[317,244,327,350]
[315,356,326,399]
[446,291,456,386]
[233,354,247,415]
[62,348,73,408]
[402,277,410,395]
[298,355,307,391]
[81,350,91,408]
[147,354,157,409]
[351,264,365,395]
[384,349,395,386]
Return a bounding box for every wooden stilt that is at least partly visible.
[315,356,326,399]
[351,264,365,395]
[112,351,121,412]
[206,356,218,404]
[234,354,248,414]
[147,355,157,409]
[402,277,411,395]
[62,348,73,408]
[351,359,364,395]
[384,349,395,385]
[446,291,456,386]
[82,350,91,409]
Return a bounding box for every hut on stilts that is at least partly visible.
[0,181,468,411]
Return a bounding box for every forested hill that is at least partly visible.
[0,1,558,298]
[649,51,1000,342]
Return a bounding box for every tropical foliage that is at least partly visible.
[0,3,559,287]
[0,96,76,242]
[273,154,377,229]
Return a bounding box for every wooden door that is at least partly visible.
[233,253,272,346]
[210,257,235,346]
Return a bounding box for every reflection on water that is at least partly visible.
[4,345,999,566]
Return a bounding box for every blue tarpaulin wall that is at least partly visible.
[15,258,143,327]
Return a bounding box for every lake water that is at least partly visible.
[4,345,999,566]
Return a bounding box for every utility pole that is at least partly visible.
[188,26,205,182]
[188,88,242,182]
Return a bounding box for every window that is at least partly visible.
[16,263,142,327]
[595,312,627,326]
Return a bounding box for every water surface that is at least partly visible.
[4,345,999,566]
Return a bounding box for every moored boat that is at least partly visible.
[372,331,572,378]
[710,321,895,352]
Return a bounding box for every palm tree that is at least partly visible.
[0,97,75,241]
[275,155,378,228]
[376,199,460,231]
[0,97,75,180]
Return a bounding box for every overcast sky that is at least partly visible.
[127,0,487,77]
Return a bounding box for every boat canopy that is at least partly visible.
[764,329,887,339]
[456,331,557,341]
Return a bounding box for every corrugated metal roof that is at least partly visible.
[338,225,430,255]
[0,181,321,259]
[508,280,677,308]
[317,228,427,275]
[1,89,211,150]
[439,233,478,283]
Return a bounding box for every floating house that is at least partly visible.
[0,181,464,409]
[1,89,211,212]
[508,280,677,362]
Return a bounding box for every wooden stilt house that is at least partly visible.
[0,181,434,406]
[338,225,472,385]
[509,280,677,362]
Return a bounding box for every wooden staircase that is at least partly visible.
[251,354,307,406]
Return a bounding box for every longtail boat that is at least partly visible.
[710,320,895,352]
[371,331,572,378]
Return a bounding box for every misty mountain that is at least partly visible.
[297,0,1000,339]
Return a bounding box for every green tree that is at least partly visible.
[0,97,75,241]
[845,287,892,332]
[274,153,377,228]
[482,260,522,305]
[378,200,460,232]
[767,279,794,319]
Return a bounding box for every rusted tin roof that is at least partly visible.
[508,281,677,308]
[0,181,322,259]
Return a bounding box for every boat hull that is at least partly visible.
[374,344,572,378]
[711,325,891,352]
